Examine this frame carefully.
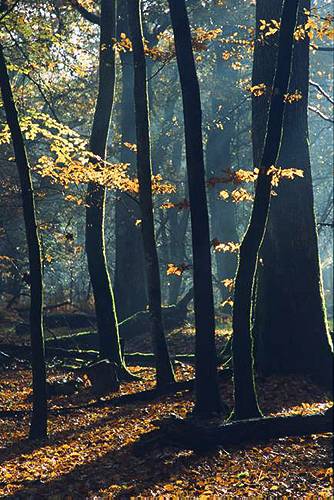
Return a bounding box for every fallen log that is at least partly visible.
[0,344,195,367]
[15,314,96,336]
[148,407,333,450]
[43,289,193,352]
[45,312,96,330]
[0,343,98,362]
[119,287,193,346]
[45,331,99,350]
[15,288,193,343]
[124,352,195,366]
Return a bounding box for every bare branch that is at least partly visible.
[309,80,334,105]
[311,45,334,52]
[308,105,334,123]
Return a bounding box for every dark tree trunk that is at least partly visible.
[153,408,332,450]
[0,45,47,439]
[114,1,147,321]
[253,0,333,388]
[232,0,299,421]
[127,0,175,387]
[85,0,126,372]
[168,0,222,416]
[251,0,283,170]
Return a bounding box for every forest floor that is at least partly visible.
[0,319,333,498]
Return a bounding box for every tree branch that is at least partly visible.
[309,80,334,105]
[308,105,334,123]
[0,0,20,21]
[311,45,334,52]
[69,0,100,25]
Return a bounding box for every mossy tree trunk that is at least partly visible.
[127,0,175,387]
[232,0,299,421]
[0,45,47,439]
[252,0,333,388]
[85,0,126,373]
[168,0,222,416]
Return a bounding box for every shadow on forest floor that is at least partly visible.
[0,310,332,499]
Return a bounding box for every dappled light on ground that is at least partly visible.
[0,366,332,498]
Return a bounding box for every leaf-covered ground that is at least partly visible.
[0,356,332,498]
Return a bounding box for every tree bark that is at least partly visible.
[114,1,147,321]
[168,0,222,416]
[127,0,175,387]
[252,0,333,388]
[0,45,47,439]
[232,0,300,421]
[153,407,332,450]
[85,0,127,374]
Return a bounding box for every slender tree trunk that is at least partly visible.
[159,210,170,304]
[168,142,189,305]
[168,0,222,416]
[127,0,175,387]
[168,209,189,305]
[205,38,239,305]
[151,86,179,298]
[252,0,333,388]
[0,45,47,439]
[114,1,147,321]
[232,0,299,421]
[85,0,127,374]
[206,119,238,303]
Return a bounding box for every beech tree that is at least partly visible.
[252,0,333,388]
[168,0,222,416]
[232,0,300,421]
[127,0,175,387]
[0,45,47,439]
[85,0,128,375]
[114,0,147,321]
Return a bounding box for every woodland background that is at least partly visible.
[0,0,333,497]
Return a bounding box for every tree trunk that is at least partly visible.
[206,120,238,303]
[205,36,239,305]
[252,0,333,388]
[153,408,332,450]
[232,0,299,421]
[167,140,190,306]
[0,45,47,439]
[127,0,175,387]
[114,2,147,321]
[85,0,128,374]
[168,0,222,416]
